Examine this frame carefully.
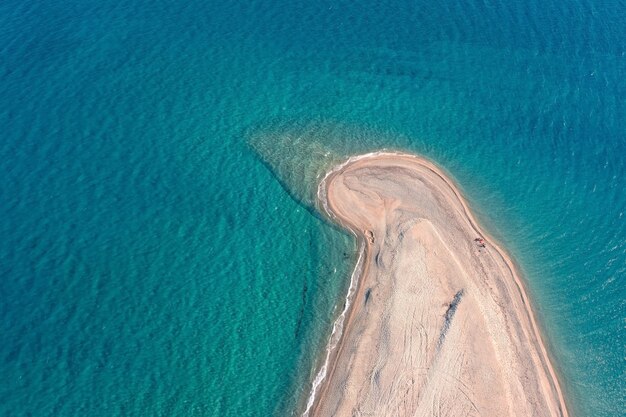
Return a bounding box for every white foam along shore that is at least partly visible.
[303,151,407,417]
[301,153,383,417]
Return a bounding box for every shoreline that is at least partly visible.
[303,151,569,417]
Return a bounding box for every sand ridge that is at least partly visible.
[308,152,569,417]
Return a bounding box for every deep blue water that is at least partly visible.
[1,1,624,416]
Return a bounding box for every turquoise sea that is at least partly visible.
[1,1,624,416]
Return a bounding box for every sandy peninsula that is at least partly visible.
[306,153,569,417]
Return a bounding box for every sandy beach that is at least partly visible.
[308,153,569,417]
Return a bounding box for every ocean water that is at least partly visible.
[1,1,624,416]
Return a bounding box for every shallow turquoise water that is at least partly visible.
[1,1,624,416]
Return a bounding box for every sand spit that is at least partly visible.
[308,152,569,417]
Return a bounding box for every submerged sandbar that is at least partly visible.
[308,152,569,417]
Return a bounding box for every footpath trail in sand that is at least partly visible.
[310,153,569,417]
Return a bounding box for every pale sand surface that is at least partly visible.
[310,153,569,417]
